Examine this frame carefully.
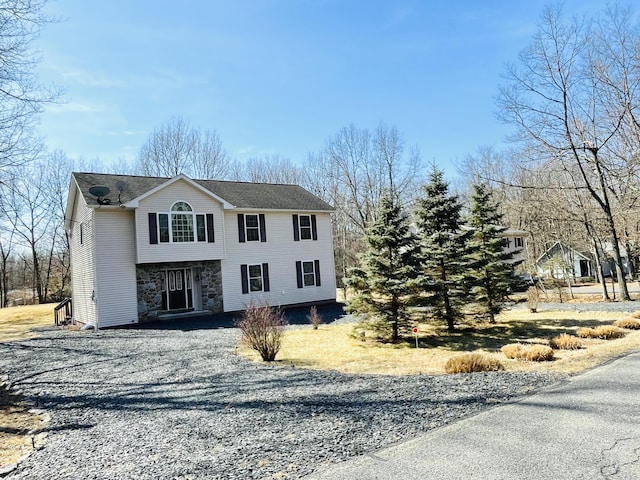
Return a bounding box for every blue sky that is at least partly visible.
[36,0,610,176]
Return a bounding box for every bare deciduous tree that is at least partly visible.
[0,163,56,303]
[305,123,424,286]
[0,0,60,173]
[137,116,230,179]
[233,154,306,184]
[497,5,640,300]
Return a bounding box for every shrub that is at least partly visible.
[613,318,640,330]
[307,305,323,330]
[631,311,640,319]
[549,333,582,350]
[445,353,504,374]
[576,326,625,340]
[526,286,539,313]
[501,343,554,361]
[236,303,287,361]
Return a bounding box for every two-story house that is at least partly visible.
[501,228,528,265]
[64,172,336,328]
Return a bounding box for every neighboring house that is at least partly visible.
[536,242,593,280]
[64,172,336,328]
[599,242,630,278]
[500,228,528,265]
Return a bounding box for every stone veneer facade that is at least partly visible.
[136,260,223,322]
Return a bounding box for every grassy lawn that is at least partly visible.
[0,304,54,469]
[0,304,56,342]
[240,308,640,375]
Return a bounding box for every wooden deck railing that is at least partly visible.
[54,298,72,326]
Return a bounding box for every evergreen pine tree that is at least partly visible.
[345,193,419,343]
[414,167,471,332]
[466,183,520,323]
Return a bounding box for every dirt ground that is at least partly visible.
[0,383,49,471]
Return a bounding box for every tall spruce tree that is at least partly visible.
[466,183,519,323]
[415,167,471,332]
[345,193,419,343]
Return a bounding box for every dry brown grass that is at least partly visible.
[238,308,640,376]
[576,325,626,340]
[444,353,504,374]
[549,333,582,350]
[501,343,554,361]
[0,304,55,342]
[613,317,640,330]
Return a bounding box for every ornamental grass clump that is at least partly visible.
[613,318,640,330]
[444,353,504,374]
[549,333,582,350]
[576,326,625,340]
[236,302,287,361]
[307,305,323,330]
[501,343,554,362]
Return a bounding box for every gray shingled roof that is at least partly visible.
[72,172,334,211]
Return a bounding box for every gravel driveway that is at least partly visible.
[0,308,574,480]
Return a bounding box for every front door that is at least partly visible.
[167,269,193,310]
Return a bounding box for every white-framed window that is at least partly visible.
[170,201,194,242]
[515,237,524,248]
[151,202,214,244]
[293,214,317,241]
[245,214,260,242]
[241,263,270,293]
[296,260,321,288]
[248,264,263,292]
[299,215,312,240]
[302,261,316,286]
[238,213,266,243]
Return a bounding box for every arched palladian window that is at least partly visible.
[150,202,213,244]
[171,201,194,242]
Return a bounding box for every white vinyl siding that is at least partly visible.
[222,211,336,312]
[135,179,225,264]
[69,198,97,326]
[93,209,138,327]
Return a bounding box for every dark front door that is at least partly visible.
[167,269,192,310]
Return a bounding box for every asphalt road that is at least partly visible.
[556,282,640,296]
[305,352,640,480]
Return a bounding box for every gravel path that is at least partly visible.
[0,314,565,480]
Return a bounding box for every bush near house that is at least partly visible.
[236,303,287,362]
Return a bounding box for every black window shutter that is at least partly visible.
[240,264,249,294]
[237,214,245,243]
[259,214,266,242]
[148,213,158,244]
[206,214,215,243]
[314,260,321,286]
[311,214,318,240]
[262,263,270,291]
[293,215,300,241]
[296,261,303,288]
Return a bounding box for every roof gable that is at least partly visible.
[536,241,592,264]
[70,172,334,212]
[125,174,233,209]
